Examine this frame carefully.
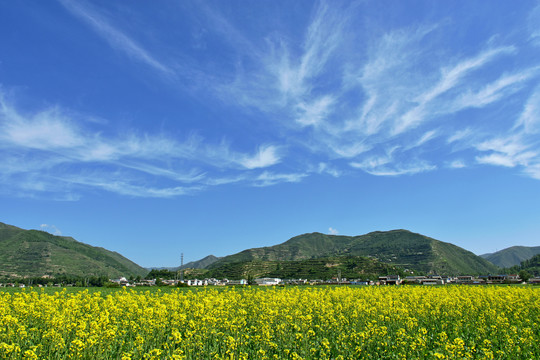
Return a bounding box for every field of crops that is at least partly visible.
[0,286,538,359]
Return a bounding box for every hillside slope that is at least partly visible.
[208,230,498,275]
[481,246,540,268]
[205,255,403,280]
[0,222,147,278]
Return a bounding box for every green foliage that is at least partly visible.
[505,254,540,277]
[104,281,121,288]
[146,269,177,280]
[519,270,531,283]
[0,274,111,287]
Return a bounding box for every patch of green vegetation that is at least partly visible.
[205,255,405,280]
[504,254,540,277]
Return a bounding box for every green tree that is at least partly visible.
[519,270,531,283]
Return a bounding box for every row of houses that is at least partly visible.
[7,274,536,288]
[378,274,536,285]
[107,273,539,288]
[110,277,282,287]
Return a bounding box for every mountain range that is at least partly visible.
[3,220,538,280]
[0,222,147,278]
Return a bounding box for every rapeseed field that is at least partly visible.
[0,286,538,359]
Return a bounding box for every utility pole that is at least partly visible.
[180,253,184,283]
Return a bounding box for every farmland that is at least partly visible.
[0,286,538,359]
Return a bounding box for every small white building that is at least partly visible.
[111,277,131,286]
[227,279,248,285]
[187,279,207,286]
[254,278,281,286]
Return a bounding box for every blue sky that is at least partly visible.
[1,1,539,268]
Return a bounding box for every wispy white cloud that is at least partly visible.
[299,2,348,86]
[452,67,540,110]
[316,163,342,177]
[66,175,202,198]
[0,103,83,150]
[393,46,516,134]
[514,85,540,134]
[447,128,473,144]
[350,143,437,176]
[419,47,515,104]
[239,145,282,169]
[58,0,173,75]
[476,153,518,167]
[347,25,440,136]
[328,227,339,235]
[355,162,436,177]
[253,171,307,187]
[296,96,335,127]
[528,4,540,47]
[474,86,540,176]
[407,130,439,149]
[350,146,398,171]
[523,164,540,180]
[448,160,466,169]
[475,136,540,176]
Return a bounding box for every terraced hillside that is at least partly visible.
[0,222,147,278]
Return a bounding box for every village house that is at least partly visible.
[254,278,282,286]
[186,279,207,286]
[227,279,248,285]
[111,277,133,286]
[403,276,426,284]
[456,276,474,284]
[378,275,401,285]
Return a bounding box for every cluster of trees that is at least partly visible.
[504,254,540,281]
[146,269,180,280]
[0,275,112,287]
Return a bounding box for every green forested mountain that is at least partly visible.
[481,246,540,268]
[207,230,498,275]
[0,222,147,278]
